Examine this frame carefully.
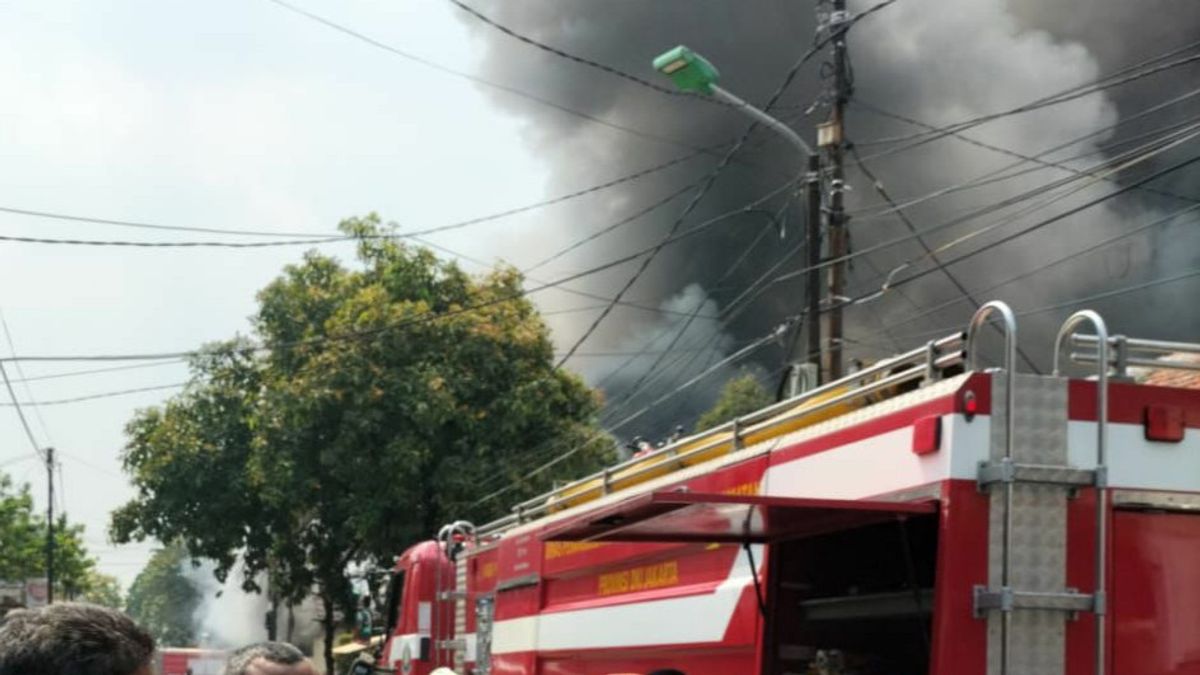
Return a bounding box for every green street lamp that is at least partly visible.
[653,45,815,157]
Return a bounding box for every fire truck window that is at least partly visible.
[766,515,937,675]
[383,570,405,638]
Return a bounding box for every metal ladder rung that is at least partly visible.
[973,586,1102,617]
[977,459,1097,489]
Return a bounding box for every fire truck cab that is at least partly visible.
[378,302,1200,675]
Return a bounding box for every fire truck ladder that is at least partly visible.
[477,326,967,537]
[435,520,475,672]
[969,303,1111,675]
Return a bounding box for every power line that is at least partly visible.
[853,101,1200,208]
[445,0,732,107]
[848,143,1041,372]
[5,360,188,384]
[411,236,718,319]
[770,124,1200,291]
[472,318,793,507]
[0,383,187,408]
[0,361,43,458]
[0,232,349,248]
[845,87,1200,222]
[850,48,1200,166]
[262,0,744,158]
[856,203,1200,344]
[853,149,1200,303]
[0,309,56,447]
[550,5,863,365]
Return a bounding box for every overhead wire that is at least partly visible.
[262,0,752,159]
[444,0,735,107]
[848,40,1200,165]
[853,100,1200,209]
[851,148,1200,304]
[845,87,1200,222]
[547,0,887,366]
[852,203,1200,345]
[769,122,1200,291]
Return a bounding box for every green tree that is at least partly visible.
[124,545,199,646]
[695,372,774,432]
[112,216,613,672]
[0,472,97,599]
[80,571,123,609]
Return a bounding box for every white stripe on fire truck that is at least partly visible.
[489,545,761,654]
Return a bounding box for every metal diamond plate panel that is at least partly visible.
[987,373,1069,675]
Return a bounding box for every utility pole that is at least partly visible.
[819,0,852,381]
[805,153,823,385]
[45,447,55,605]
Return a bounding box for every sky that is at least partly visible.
[0,0,585,589]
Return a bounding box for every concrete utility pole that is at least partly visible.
[805,154,823,384]
[820,0,852,381]
[45,447,54,605]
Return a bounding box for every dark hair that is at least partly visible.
[648,671,686,675]
[0,602,155,675]
[223,642,306,675]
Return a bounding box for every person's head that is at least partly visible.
[223,642,316,675]
[648,670,686,675]
[0,602,155,675]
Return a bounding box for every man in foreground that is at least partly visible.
[0,602,155,675]
[223,642,317,675]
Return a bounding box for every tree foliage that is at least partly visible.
[80,571,123,609]
[111,216,614,670]
[695,373,774,432]
[124,544,199,646]
[0,471,97,599]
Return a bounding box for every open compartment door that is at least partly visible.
[541,491,937,544]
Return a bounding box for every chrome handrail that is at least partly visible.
[477,330,965,537]
[1055,311,1110,675]
[965,300,1018,675]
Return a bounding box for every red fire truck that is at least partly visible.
[374,301,1200,675]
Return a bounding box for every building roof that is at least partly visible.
[1137,352,1200,389]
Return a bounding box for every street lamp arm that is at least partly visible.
[710,85,816,157]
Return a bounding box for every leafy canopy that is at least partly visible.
[111,216,614,667]
[695,372,774,432]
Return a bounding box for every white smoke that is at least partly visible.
[183,559,270,650]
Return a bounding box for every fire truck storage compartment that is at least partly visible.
[541,491,939,675]
[1112,508,1200,675]
[764,512,938,675]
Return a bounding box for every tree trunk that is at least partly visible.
[321,592,336,675]
[287,602,296,643]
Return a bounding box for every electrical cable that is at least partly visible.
[445,0,735,107]
[853,100,1200,208]
[0,145,711,243]
[770,124,1200,290]
[5,360,188,384]
[603,206,789,414]
[0,310,57,447]
[471,318,792,507]
[856,203,1200,345]
[0,361,43,458]
[262,0,750,158]
[0,383,188,408]
[846,88,1200,222]
[850,49,1200,166]
[550,8,858,366]
[857,148,1200,302]
[848,144,1041,372]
